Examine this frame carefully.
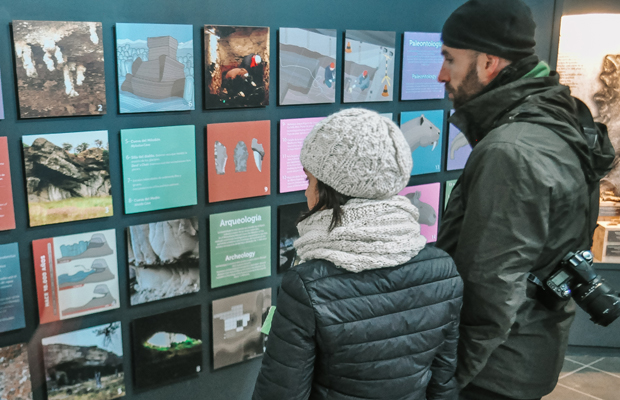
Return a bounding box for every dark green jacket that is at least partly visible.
[437,62,615,398]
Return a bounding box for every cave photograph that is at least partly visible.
[12,20,107,118]
[204,25,269,109]
[131,305,202,389]
[127,217,200,305]
[21,130,112,227]
[42,322,125,400]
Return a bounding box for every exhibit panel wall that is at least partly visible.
[0,1,562,399]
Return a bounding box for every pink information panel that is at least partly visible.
[279,117,325,193]
[399,182,440,243]
[0,137,15,230]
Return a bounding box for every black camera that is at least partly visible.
[544,250,620,326]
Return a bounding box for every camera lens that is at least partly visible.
[573,277,620,327]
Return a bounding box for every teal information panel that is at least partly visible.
[209,206,271,288]
[121,125,197,214]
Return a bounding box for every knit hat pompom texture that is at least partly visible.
[300,108,412,199]
[441,0,536,62]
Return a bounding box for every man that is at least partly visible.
[436,1,615,400]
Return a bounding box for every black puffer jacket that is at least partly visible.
[252,246,463,400]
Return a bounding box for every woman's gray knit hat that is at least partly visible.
[300,108,412,199]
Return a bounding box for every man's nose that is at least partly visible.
[438,63,449,83]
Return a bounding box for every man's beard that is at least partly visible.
[446,61,486,109]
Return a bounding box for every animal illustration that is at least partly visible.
[449,131,470,159]
[401,115,440,152]
[405,191,437,226]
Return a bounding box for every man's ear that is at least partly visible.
[478,53,511,85]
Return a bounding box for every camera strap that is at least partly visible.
[527,272,545,289]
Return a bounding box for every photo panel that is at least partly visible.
[22,130,112,227]
[212,288,271,369]
[116,23,195,113]
[12,20,106,118]
[204,25,269,109]
[209,206,271,288]
[121,125,197,214]
[33,229,120,324]
[401,32,444,100]
[278,202,308,273]
[400,182,440,243]
[0,137,15,230]
[0,343,32,399]
[132,305,202,389]
[400,110,444,176]
[207,120,270,202]
[279,28,337,105]
[0,70,4,119]
[127,217,200,306]
[343,30,395,103]
[279,117,325,193]
[0,243,26,333]
[446,110,471,171]
[42,322,125,400]
[556,14,620,223]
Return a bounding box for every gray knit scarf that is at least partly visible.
[294,195,427,272]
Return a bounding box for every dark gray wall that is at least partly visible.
[0,1,560,399]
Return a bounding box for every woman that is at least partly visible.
[253,108,463,400]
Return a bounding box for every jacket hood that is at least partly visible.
[451,66,614,183]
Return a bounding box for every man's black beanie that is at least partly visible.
[441,0,536,61]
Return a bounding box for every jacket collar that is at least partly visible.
[449,56,555,146]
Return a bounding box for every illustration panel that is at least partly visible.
[132,305,202,389]
[207,120,270,202]
[127,217,199,305]
[280,117,324,193]
[556,14,620,226]
[0,137,15,230]
[0,343,32,400]
[400,182,440,243]
[445,179,458,210]
[279,28,337,105]
[212,288,271,369]
[22,131,112,227]
[401,32,444,100]
[204,25,269,109]
[446,110,471,171]
[121,125,197,213]
[42,322,124,400]
[400,110,444,176]
[12,20,106,118]
[32,229,120,324]
[278,203,308,273]
[343,30,395,103]
[116,23,195,113]
[209,207,271,288]
[0,243,26,333]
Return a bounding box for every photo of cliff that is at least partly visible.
[279,28,337,105]
[42,322,125,400]
[204,25,269,109]
[212,288,271,369]
[116,23,194,113]
[12,20,106,118]
[132,305,202,389]
[22,130,112,226]
[0,343,32,400]
[278,203,307,273]
[127,217,200,305]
